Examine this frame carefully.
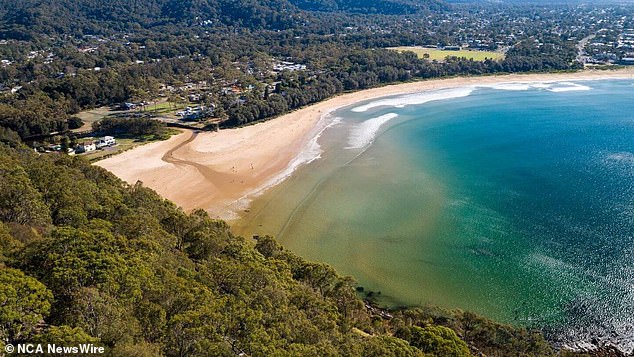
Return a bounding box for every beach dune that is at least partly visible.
[96,70,634,219]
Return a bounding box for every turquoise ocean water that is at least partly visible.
[235,79,634,351]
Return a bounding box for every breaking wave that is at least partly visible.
[226,113,344,216]
[479,81,591,92]
[346,113,399,150]
[350,87,474,113]
[547,82,592,92]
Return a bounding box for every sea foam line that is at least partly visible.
[350,87,475,113]
[226,111,343,216]
[478,81,591,92]
[349,80,593,114]
[547,82,591,92]
[259,114,343,190]
[224,79,598,218]
[345,113,399,150]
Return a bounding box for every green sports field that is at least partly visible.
[388,46,505,61]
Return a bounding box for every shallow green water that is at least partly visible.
[235,80,634,351]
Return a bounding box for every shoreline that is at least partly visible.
[95,68,634,219]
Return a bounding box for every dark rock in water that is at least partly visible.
[559,340,629,356]
[586,345,628,357]
[544,294,634,356]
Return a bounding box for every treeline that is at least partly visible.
[0,39,580,138]
[0,142,560,355]
[0,0,584,139]
[0,0,442,40]
[92,117,167,138]
[0,57,189,138]
[0,0,295,38]
[223,45,580,126]
[0,102,69,139]
[288,0,447,14]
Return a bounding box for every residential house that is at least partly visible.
[76,142,96,153]
[95,136,116,148]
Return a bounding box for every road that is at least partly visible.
[576,34,596,64]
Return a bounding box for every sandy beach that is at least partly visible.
[95,69,634,219]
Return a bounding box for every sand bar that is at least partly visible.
[95,69,634,219]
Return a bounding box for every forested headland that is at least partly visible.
[2,133,603,356]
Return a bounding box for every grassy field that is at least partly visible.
[147,101,187,115]
[75,101,187,130]
[75,106,117,132]
[388,47,505,61]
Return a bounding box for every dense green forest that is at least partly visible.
[0,0,293,35]
[0,134,578,356]
[0,0,444,38]
[0,0,584,139]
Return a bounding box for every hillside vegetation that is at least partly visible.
[0,0,443,38]
[0,135,558,356]
[0,0,581,140]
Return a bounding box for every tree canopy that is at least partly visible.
[0,142,558,355]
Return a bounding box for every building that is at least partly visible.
[103,136,116,146]
[76,142,96,153]
[95,136,116,148]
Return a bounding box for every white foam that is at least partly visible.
[479,81,593,93]
[350,87,474,113]
[350,81,593,114]
[226,112,343,216]
[345,113,399,150]
[483,83,534,91]
[531,83,553,89]
[259,115,342,190]
[547,82,591,92]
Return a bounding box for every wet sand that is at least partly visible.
[95,69,634,219]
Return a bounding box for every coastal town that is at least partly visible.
[2,2,634,157]
[2,3,634,108]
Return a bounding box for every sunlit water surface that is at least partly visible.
[235,80,634,352]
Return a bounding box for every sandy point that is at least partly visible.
[95,69,634,219]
